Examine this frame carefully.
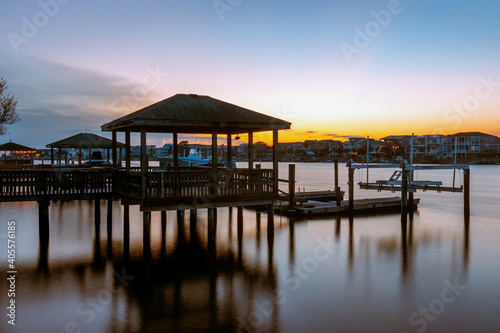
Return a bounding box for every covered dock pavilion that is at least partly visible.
[0,141,37,166]
[46,132,125,165]
[101,93,291,213]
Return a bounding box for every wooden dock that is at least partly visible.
[277,196,419,216]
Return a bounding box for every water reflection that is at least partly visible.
[0,196,479,333]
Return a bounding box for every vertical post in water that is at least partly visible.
[348,161,354,214]
[401,163,408,224]
[288,164,295,211]
[464,167,470,217]
[94,199,101,228]
[38,200,50,242]
[143,211,151,257]
[208,208,217,251]
[123,204,130,260]
[107,199,113,242]
[334,159,341,206]
[409,134,414,213]
[366,136,369,184]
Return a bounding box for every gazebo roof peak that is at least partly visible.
[101,94,291,134]
[46,133,125,149]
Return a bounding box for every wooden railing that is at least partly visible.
[115,168,276,201]
[0,169,114,198]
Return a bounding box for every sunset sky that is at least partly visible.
[1,0,500,147]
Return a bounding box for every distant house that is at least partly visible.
[380,135,412,154]
[413,135,445,158]
[442,132,500,158]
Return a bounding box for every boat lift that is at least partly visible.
[347,135,471,218]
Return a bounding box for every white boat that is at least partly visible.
[158,146,235,169]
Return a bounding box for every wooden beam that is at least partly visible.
[464,168,470,217]
[227,133,232,169]
[140,128,147,200]
[125,131,131,172]
[288,164,295,210]
[273,129,279,194]
[212,131,218,172]
[173,132,178,171]
[112,131,117,168]
[248,131,254,169]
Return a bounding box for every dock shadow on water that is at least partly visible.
[0,164,499,333]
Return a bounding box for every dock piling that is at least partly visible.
[94,199,100,227]
[401,164,408,223]
[143,211,151,257]
[464,168,470,217]
[348,162,354,214]
[289,164,296,210]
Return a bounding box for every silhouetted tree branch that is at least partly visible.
[0,76,20,135]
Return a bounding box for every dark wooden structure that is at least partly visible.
[0,141,36,166]
[46,133,125,165]
[101,93,291,212]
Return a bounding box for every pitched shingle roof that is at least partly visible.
[46,133,125,149]
[0,142,36,152]
[101,94,291,134]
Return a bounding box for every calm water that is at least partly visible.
[1,163,499,333]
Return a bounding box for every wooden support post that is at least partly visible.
[248,131,254,169]
[78,148,82,165]
[288,164,295,210]
[237,206,243,225]
[140,128,147,200]
[51,147,54,165]
[273,129,279,193]
[94,199,101,227]
[112,131,117,168]
[125,132,131,171]
[38,200,50,241]
[335,159,341,206]
[173,132,178,171]
[208,208,217,249]
[161,211,167,256]
[177,210,185,222]
[464,168,470,217]
[212,131,218,171]
[190,209,197,223]
[267,204,274,233]
[227,134,233,169]
[123,204,130,259]
[143,211,151,257]
[348,162,354,213]
[58,148,62,166]
[401,165,408,224]
[107,199,112,242]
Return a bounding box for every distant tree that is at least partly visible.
[0,76,20,135]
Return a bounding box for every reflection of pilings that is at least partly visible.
[237,207,243,265]
[256,212,261,251]
[267,204,274,239]
[289,220,295,265]
[107,199,113,257]
[123,204,130,262]
[177,210,185,223]
[143,212,151,259]
[208,208,217,251]
[464,168,470,217]
[464,215,470,271]
[95,199,101,228]
[335,216,341,240]
[37,200,50,273]
[208,208,217,271]
[161,211,167,258]
[401,214,408,281]
[348,215,354,269]
[93,215,103,267]
[190,209,197,237]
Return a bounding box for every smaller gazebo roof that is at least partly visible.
[0,142,36,152]
[46,133,125,149]
[101,94,291,134]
